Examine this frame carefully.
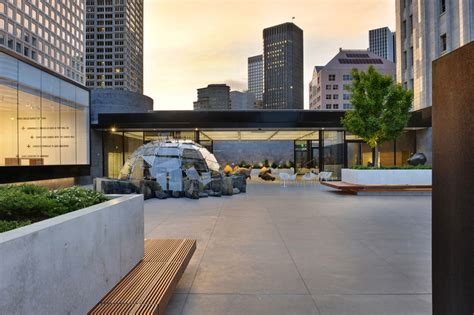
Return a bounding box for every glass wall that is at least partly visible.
[323,131,344,179]
[0,52,90,166]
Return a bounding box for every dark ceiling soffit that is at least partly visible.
[93,108,431,130]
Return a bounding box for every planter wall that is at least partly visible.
[0,194,144,315]
[342,168,432,185]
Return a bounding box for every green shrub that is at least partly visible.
[0,185,108,232]
[270,162,278,169]
[0,186,61,220]
[0,220,32,233]
[48,187,109,216]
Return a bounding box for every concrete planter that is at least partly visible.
[0,194,144,315]
[342,168,432,185]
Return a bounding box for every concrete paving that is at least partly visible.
[144,182,432,315]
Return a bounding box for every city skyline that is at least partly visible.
[143,0,396,110]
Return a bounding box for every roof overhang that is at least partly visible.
[93,108,431,133]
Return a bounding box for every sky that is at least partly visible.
[143,0,395,110]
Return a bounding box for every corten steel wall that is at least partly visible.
[432,42,474,315]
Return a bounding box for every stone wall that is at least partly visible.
[213,140,294,166]
[90,89,153,124]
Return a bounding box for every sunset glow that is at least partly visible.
[144,0,395,109]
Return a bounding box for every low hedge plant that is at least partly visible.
[0,185,108,233]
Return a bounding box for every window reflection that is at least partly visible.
[0,52,90,166]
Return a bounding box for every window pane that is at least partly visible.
[18,62,42,165]
[0,53,19,166]
[60,80,76,164]
[323,131,344,179]
[41,72,61,165]
[76,88,89,164]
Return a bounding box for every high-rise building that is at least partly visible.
[85,0,144,93]
[309,49,395,110]
[248,55,263,104]
[396,0,473,110]
[0,0,86,84]
[369,27,395,62]
[193,84,231,110]
[263,22,304,109]
[230,91,257,110]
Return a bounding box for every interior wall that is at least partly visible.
[212,140,294,166]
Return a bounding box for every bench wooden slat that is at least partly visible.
[89,239,196,315]
[321,181,432,193]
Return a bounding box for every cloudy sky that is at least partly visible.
[143,0,395,110]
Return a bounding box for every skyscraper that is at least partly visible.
[0,0,86,84]
[248,55,263,104]
[396,0,473,110]
[263,22,304,109]
[85,0,144,93]
[369,27,395,62]
[193,84,231,110]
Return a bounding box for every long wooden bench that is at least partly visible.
[89,239,196,315]
[321,181,432,194]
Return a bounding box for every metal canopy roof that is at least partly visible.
[93,108,431,133]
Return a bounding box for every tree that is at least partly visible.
[341,66,413,168]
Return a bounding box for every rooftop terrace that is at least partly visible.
[144,182,432,315]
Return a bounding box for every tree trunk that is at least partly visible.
[374,144,379,168]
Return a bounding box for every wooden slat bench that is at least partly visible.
[89,239,196,315]
[321,181,432,194]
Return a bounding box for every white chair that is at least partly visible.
[288,173,297,186]
[301,172,318,185]
[279,172,290,187]
[319,171,333,181]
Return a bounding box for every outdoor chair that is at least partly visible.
[319,171,333,181]
[279,172,297,187]
[301,172,318,185]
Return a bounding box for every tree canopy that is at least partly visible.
[341,65,413,148]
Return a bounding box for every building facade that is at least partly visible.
[309,49,396,110]
[248,54,263,104]
[193,84,231,110]
[0,48,90,184]
[230,91,256,110]
[369,27,396,62]
[263,23,304,109]
[0,0,86,84]
[85,0,144,93]
[396,0,474,111]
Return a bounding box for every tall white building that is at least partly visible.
[0,0,86,84]
[247,55,263,104]
[369,27,395,62]
[309,49,395,110]
[396,0,474,110]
